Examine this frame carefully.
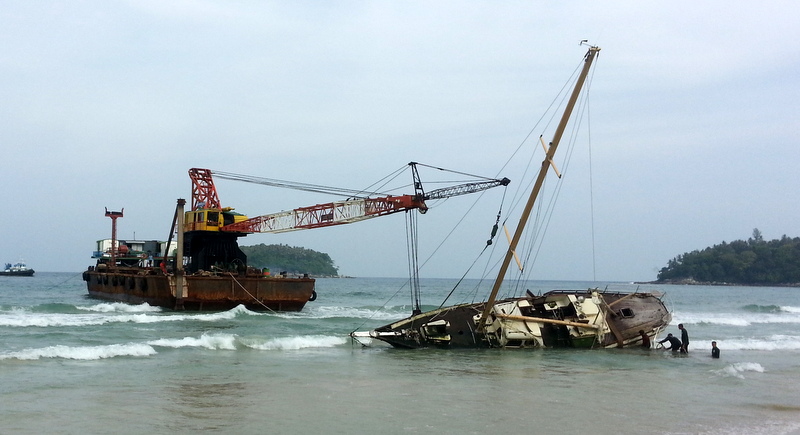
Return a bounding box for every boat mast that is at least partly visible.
[477,45,600,331]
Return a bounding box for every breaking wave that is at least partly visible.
[713,362,765,379]
[0,343,157,361]
[674,311,800,327]
[77,302,163,313]
[742,304,789,313]
[149,333,239,350]
[0,304,263,328]
[707,335,800,351]
[0,332,348,360]
[246,334,347,350]
[148,332,347,351]
[281,305,409,321]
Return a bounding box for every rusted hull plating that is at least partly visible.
[83,267,315,311]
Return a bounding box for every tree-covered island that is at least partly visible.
[239,243,339,277]
[656,229,800,286]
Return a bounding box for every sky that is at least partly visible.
[2,1,799,282]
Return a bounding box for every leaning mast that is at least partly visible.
[477,44,600,331]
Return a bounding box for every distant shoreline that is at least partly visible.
[636,278,800,287]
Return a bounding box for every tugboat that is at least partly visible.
[1,261,35,277]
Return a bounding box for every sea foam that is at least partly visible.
[247,335,348,350]
[714,362,765,379]
[0,343,157,360]
[710,335,800,351]
[148,333,239,350]
[288,305,410,321]
[78,302,162,313]
[0,304,263,328]
[674,311,800,327]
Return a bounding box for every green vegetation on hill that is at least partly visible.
[657,229,800,285]
[240,243,338,276]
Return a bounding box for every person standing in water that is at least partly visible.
[678,323,689,353]
[711,341,720,358]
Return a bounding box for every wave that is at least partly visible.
[77,302,163,313]
[0,312,119,327]
[275,305,409,321]
[708,335,800,351]
[673,311,800,327]
[1,331,348,361]
[149,333,239,350]
[245,334,347,350]
[741,304,800,314]
[1,302,158,315]
[0,304,264,328]
[713,362,765,379]
[148,332,347,351]
[741,304,784,313]
[0,343,157,361]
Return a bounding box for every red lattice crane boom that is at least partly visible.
[186,166,508,235]
[221,195,426,234]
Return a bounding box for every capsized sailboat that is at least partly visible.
[351,45,672,349]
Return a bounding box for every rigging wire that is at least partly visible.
[412,55,593,305]
[210,169,391,198]
[405,211,422,314]
[492,62,584,182]
[503,64,580,220]
[488,54,597,299]
[489,64,584,299]
[587,56,599,282]
[214,159,509,326]
[516,56,598,292]
[351,52,598,323]
[413,162,504,182]
[438,189,507,308]
[213,162,500,202]
[357,164,411,196]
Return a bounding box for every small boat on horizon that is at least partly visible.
[1,261,35,277]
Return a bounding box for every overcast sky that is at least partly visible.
[2,2,798,282]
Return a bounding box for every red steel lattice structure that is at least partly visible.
[189,168,222,210]
[187,166,506,235]
[220,195,427,234]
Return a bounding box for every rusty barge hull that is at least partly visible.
[83,268,315,311]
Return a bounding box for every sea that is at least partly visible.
[2,273,800,435]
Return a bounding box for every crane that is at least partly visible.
[186,164,509,234]
[181,164,509,273]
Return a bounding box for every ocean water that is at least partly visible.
[2,273,800,435]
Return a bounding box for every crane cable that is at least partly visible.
[211,163,500,201]
[437,188,507,308]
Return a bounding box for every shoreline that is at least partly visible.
[636,279,800,287]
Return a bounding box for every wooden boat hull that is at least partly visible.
[355,289,672,349]
[83,267,315,311]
